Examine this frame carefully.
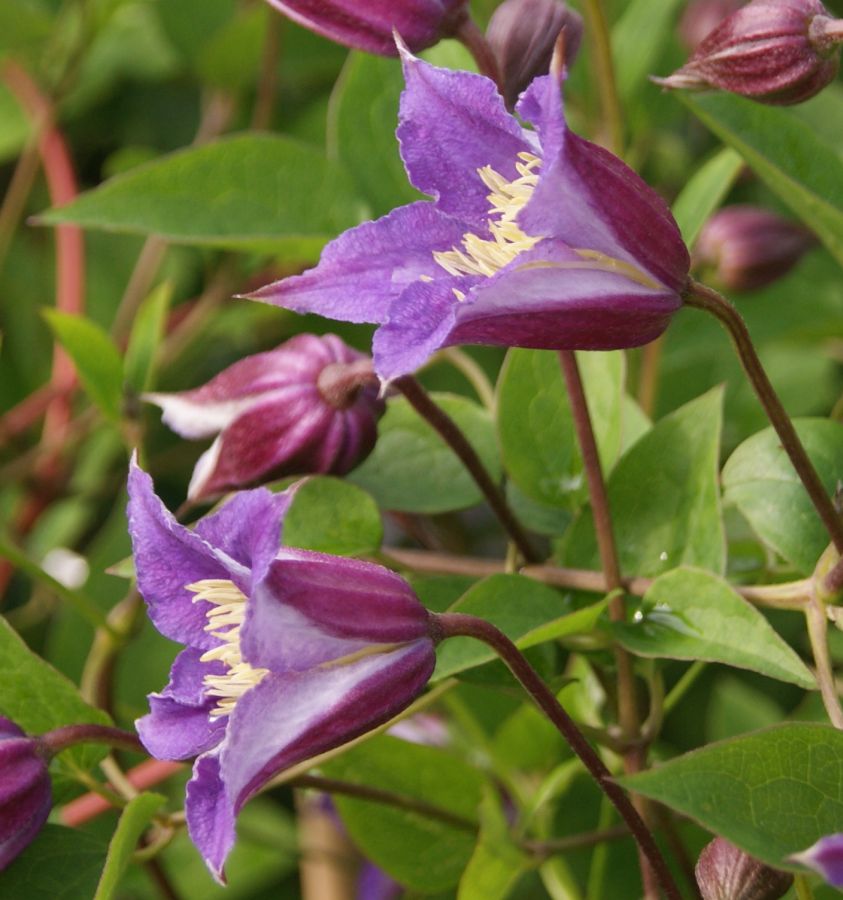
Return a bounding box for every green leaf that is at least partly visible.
[324,735,483,892]
[458,788,530,900]
[282,477,382,556]
[565,388,726,577]
[722,418,843,573]
[496,349,625,510]
[0,0,52,57]
[38,134,363,256]
[348,392,502,514]
[614,567,814,688]
[433,575,606,682]
[43,311,124,423]
[0,825,106,900]
[328,53,419,218]
[612,0,684,105]
[94,793,166,900]
[671,147,743,246]
[618,723,843,869]
[123,282,171,394]
[682,93,843,268]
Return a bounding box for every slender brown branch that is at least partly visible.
[41,724,145,756]
[436,612,682,900]
[524,824,629,858]
[685,280,843,554]
[394,376,538,562]
[291,774,476,834]
[453,15,503,91]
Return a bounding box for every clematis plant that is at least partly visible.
[249,44,690,381]
[126,461,439,882]
[145,333,384,501]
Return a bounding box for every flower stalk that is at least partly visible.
[40,724,145,757]
[684,279,843,554]
[436,612,682,900]
[581,0,624,155]
[394,375,538,562]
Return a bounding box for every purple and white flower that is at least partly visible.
[127,461,437,882]
[145,333,384,501]
[790,833,843,888]
[250,46,690,381]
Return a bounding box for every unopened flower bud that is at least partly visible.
[790,833,843,887]
[486,0,583,108]
[0,717,52,871]
[145,334,385,500]
[694,205,816,291]
[263,0,470,56]
[696,837,792,900]
[678,0,745,51]
[657,0,842,106]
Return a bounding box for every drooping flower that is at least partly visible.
[486,0,583,109]
[694,205,816,291]
[657,0,842,106]
[145,333,384,501]
[0,717,52,871]
[790,833,843,887]
[262,0,470,56]
[248,45,690,381]
[695,837,792,900]
[127,460,438,882]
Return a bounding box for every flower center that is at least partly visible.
[433,152,543,281]
[189,579,269,719]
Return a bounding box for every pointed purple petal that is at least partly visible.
[242,551,431,672]
[248,202,470,325]
[136,649,227,760]
[398,50,534,221]
[791,834,843,887]
[223,640,435,808]
[517,74,689,293]
[127,461,246,649]
[185,751,233,885]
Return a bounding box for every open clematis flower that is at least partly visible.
[249,45,690,381]
[127,460,438,882]
[145,333,384,501]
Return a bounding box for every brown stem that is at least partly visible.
[581,0,624,156]
[805,592,843,729]
[436,612,682,900]
[41,724,145,757]
[524,824,629,857]
[252,14,281,130]
[144,858,182,900]
[685,280,843,554]
[453,15,503,92]
[291,774,476,833]
[394,376,538,563]
[825,555,843,597]
[637,337,664,418]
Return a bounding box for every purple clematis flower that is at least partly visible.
[145,333,384,501]
[0,717,52,871]
[127,460,438,882]
[249,45,690,381]
[790,833,843,887]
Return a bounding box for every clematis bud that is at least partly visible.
[486,0,583,108]
[0,717,52,871]
[694,204,816,291]
[145,333,384,501]
[790,833,843,887]
[262,0,470,56]
[656,0,843,106]
[678,0,745,51]
[696,837,792,900]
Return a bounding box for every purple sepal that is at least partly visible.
[262,0,469,55]
[790,833,843,888]
[0,718,51,871]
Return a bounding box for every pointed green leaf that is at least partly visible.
[38,134,363,256]
[613,0,684,105]
[671,147,743,246]
[124,282,171,394]
[618,724,843,870]
[43,311,124,423]
[682,93,843,267]
[722,418,843,573]
[614,567,814,687]
[94,793,166,900]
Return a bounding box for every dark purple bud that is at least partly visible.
[0,717,52,871]
[696,837,792,900]
[656,0,842,105]
[262,0,470,55]
[694,204,816,291]
[486,0,583,108]
[678,0,745,51]
[145,334,385,501]
[790,833,843,887]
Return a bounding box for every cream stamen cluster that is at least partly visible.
[434,152,543,280]
[188,579,269,718]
